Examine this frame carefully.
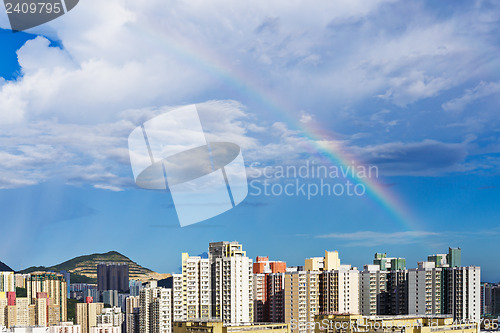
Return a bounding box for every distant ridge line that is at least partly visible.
[0,261,14,272]
[17,250,170,283]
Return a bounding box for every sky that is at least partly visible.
[0,0,500,281]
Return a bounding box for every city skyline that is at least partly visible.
[1,240,486,333]
[1,243,489,282]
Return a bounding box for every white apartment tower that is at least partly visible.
[443,266,480,322]
[209,241,253,323]
[139,287,171,333]
[125,296,140,333]
[171,253,211,321]
[320,265,359,314]
[0,272,15,292]
[408,261,442,316]
[304,251,359,317]
[170,274,184,322]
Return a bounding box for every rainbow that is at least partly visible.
[136,23,419,232]
[299,122,419,232]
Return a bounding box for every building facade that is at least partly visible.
[360,265,388,316]
[408,262,442,316]
[442,266,480,322]
[125,296,140,333]
[252,256,286,323]
[284,271,319,333]
[139,287,172,333]
[97,263,129,292]
[76,299,105,333]
[26,272,68,322]
[209,241,253,324]
[384,270,408,315]
[320,266,359,314]
[1,272,15,293]
[97,307,124,328]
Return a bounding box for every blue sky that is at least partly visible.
[0,0,500,281]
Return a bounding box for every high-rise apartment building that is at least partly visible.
[0,292,61,327]
[480,282,493,315]
[448,248,461,268]
[125,296,140,333]
[182,253,211,320]
[14,297,31,326]
[320,266,359,314]
[284,270,319,333]
[252,256,286,323]
[169,274,184,322]
[363,248,478,321]
[442,266,480,322]
[35,293,49,326]
[97,263,129,292]
[492,285,500,316]
[0,295,28,327]
[424,248,479,321]
[129,281,143,297]
[266,273,285,322]
[1,272,15,293]
[365,255,408,316]
[139,287,172,333]
[384,270,408,315]
[360,265,388,315]
[76,298,105,333]
[97,307,124,330]
[209,241,253,324]
[303,251,359,317]
[167,253,211,322]
[26,272,68,322]
[103,290,119,307]
[408,261,442,316]
[253,273,266,322]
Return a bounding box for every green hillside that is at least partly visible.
[19,251,170,283]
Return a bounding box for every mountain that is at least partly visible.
[18,251,170,283]
[0,261,14,272]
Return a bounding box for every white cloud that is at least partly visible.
[0,0,405,128]
[442,81,500,111]
[316,230,439,246]
[94,184,124,192]
[0,100,261,190]
[0,0,497,126]
[17,37,76,74]
[1,0,499,190]
[299,112,313,124]
[317,230,439,239]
